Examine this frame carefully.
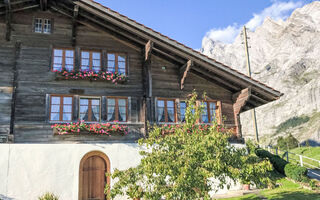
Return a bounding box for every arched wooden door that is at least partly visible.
[79,151,110,200]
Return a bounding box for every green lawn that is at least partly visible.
[222,178,320,200]
[288,147,320,169]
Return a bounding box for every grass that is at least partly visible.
[288,147,320,168]
[275,116,310,134]
[222,178,320,200]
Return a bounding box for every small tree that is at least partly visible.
[107,93,273,200]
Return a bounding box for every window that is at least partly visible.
[52,49,74,71]
[50,95,73,121]
[81,51,101,72]
[157,99,176,123]
[107,53,126,75]
[79,98,101,122]
[180,101,186,122]
[107,97,128,122]
[34,18,51,34]
[201,101,217,123]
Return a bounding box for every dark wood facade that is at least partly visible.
[0,0,282,143]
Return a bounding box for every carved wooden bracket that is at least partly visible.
[144,40,153,63]
[180,60,193,90]
[232,87,251,138]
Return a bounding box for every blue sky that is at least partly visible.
[95,0,315,49]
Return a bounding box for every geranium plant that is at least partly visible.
[53,69,127,84]
[51,121,128,136]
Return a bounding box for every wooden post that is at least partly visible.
[9,42,21,142]
[299,155,303,167]
[72,5,79,46]
[5,0,12,41]
[286,151,289,162]
[242,26,259,143]
[142,40,153,137]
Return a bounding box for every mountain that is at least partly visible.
[201,2,320,146]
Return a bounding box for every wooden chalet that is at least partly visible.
[0,0,282,144]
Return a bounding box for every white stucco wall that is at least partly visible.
[0,143,142,200]
[0,143,244,200]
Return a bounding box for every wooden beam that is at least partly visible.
[0,4,39,15]
[72,5,79,46]
[4,0,11,41]
[40,0,47,11]
[180,60,193,90]
[232,88,251,138]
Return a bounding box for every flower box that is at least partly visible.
[52,121,128,136]
[53,70,127,84]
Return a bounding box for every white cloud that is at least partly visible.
[203,1,304,44]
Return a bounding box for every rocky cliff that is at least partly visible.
[201,2,320,145]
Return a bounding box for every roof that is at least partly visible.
[77,0,282,98]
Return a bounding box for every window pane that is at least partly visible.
[80,99,89,105]
[63,97,72,104]
[167,108,175,122]
[62,113,72,121]
[180,102,186,122]
[65,57,73,65]
[157,100,165,122]
[92,99,100,106]
[107,61,115,72]
[107,99,115,106]
[35,18,42,33]
[51,105,60,112]
[50,113,60,121]
[107,106,116,121]
[80,105,88,113]
[43,19,51,34]
[81,59,89,68]
[108,54,115,60]
[92,59,100,67]
[118,55,125,62]
[118,68,126,75]
[63,105,72,113]
[167,101,174,108]
[81,51,89,59]
[54,49,63,57]
[53,57,62,64]
[118,61,126,68]
[157,100,164,107]
[117,99,125,106]
[51,97,60,104]
[202,102,208,123]
[118,106,126,122]
[65,50,74,57]
[91,105,100,121]
[92,52,101,59]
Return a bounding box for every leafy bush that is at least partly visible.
[255,148,309,183]
[38,192,59,200]
[255,148,288,174]
[284,163,308,182]
[277,134,299,150]
[276,116,309,133]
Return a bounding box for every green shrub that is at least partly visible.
[255,148,309,183]
[276,116,309,133]
[277,134,299,150]
[38,192,59,200]
[255,148,288,174]
[284,163,308,182]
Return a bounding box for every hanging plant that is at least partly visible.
[52,121,128,136]
[53,69,127,84]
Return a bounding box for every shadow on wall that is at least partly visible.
[0,194,14,200]
[300,139,320,147]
